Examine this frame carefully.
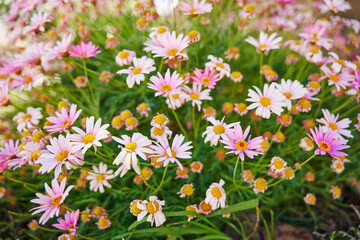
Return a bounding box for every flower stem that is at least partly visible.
[259,53,264,86]
[232,155,241,185]
[168,95,188,139]
[192,106,198,147]
[152,164,169,195]
[159,58,164,73]
[83,60,97,106]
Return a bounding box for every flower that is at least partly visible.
[316,109,352,140]
[14,66,43,92]
[188,30,201,43]
[320,65,354,91]
[148,69,184,97]
[175,166,189,179]
[96,217,111,229]
[130,199,145,218]
[182,84,212,111]
[177,183,195,198]
[230,71,243,82]
[190,161,203,173]
[151,113,169,128]
[320,0,351,13]
[202,117,234,146]
[151,31,190,60]
[191,67,221,89]
[13,107,43,132]
[269,157,286,174]
[242,170,254,183]
[112,132,153,177]
[205,179,226,210]
[205,55,231,78]
[37,134,84,178]
[70,116,110,154]
[330,185,341,199]
[53,209,79,236]
[282,167,295,180]
[136,103,150,117]
[23,11,52,34]
[221,123,263,161]
[245,31,282,55]
[45,33,73,60]
[115,49,136,66]
[87,162,115,193]
[30,178,74,224]
[150,134,192,169]
[299,137,314,151]
[69,41,101,59]
[8,141,45,169]
[307,126,350,158]
[117,56,156,88]
[137,196,166,227]
[225,47,240,61]
[253,178,267,194]
[246,83,286,119]
[275,79,308,110]
[0,84,9,107]
[234,103,248,116]
[45,104,82,133]
[178,0,213,16]
[198,200,213,215]
[185,205,198,221]
[304,193,316,205]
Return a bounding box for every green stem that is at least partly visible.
[83,60,97,107]
[332,96,355,114]
[192,106,198,147]
[138,163,156,190]
[168,95,188,139]
[159,58,164,73]
[259,53,264,86]
[152,164,169,195]
[232,155,241,185]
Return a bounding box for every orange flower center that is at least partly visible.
[201,77,211,85]
[96,174,106,182]
[82,134,95,144]
[200,201,211,212]
[22,114,32,122]
[168,48,178,57]
[273,159,284,169]
[211,187,222,198]
[213,125,225,134]
[51,196,62,207]
[328,122,338,130]
[146,201,160,214]
[183,185,194,196]
[119,51,129,59]
[25,77,33,84]
[165,149,176,158]
[319,141,331,151]
[329,75,339,82]
[61,120,72,129]
[132,68,142,75]
[260,97,271,107]
[153,127,165,136]
[161,84,172,93]
[190,93,199,100]
[255,178,267,190]
[56,150,69,162]
[235,140,248,150]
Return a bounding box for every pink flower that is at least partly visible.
[205,55,231,78]
[182,84,212,111]
[148,69,184,97]
[320,65,354,91]
[117,56,156,88]
[45,104,82,133]
[14,66,43,92]
[192,67,221,89]
[13,107,43,132]
[178,0,213,16]
[0,139,19,173]
[115,50,136,66]
[37,134,84,178]
[317,109,352,140]
[275,79,308,110]
[45,33,73,60]
[31,178,74,224]
[70,116,110,154]
[53,209,79,236]
[221,123,263,161]
[8,141,45,169]
[69,41,101,59]
[151,31,190,60]
[320,0,351,13]
[0,84,9,106]
[23,12,52,34]
[245,31,282,55]
[307,126,350,158]
[205,179,226,210]
[87,162,115,193]
[136,196,166,227]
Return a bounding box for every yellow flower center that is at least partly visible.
[157,27,166,34]
[137,17,147,27]
[329,75,339,82]
[142,168,152,178]
[112,116,122,127]
[229,47,239,54]
[213,125,225,134]
[245,171,253,180]
[192,162,200,170]
[261,139,269,149]
[273,159,284,169]
[31,151,41,160]
[190,8,198,15]
[258,44,267,51]
[186,205,196,217]
[119,51,129,59]
[134,2,142,8]
[216,62,224,69]
[223,102,233,111]
[22,114,32,122]
[280,114,291,123]
[304,120,314,128]
[255,178,267,190]
[232,71,241,79]
[200,201,211,212]
[82,134,95,144]
[61,120,72,129]
[305,138,314,147]
[299,99,310,108]
[275,131,285,141]
[132,68,142,75]
[32,132,45,142]
[336,60,345,66]
[183,185,194,196]
[205,107,214,114]
[25,77,33,84]
[96,174,105,182]
[308,195,316,205]
[160,84,172,93]
[190,93,199,100]
[260,97,271,107]
[328,122,338,130]
[284,168,294,178]
[120,110,132,120]
[309,81,320,89]
[0,98,7,104]
[245,4,256,12]
[235,140,248,151]
[125,117,137,126]
[125,142,137,152]
[319,141,331,152]
[310,47,319,54]
[153,127,165,136]
[172,93,179,99]
[93,207,103,215]
[336,162,343,169]
[146,201,159,214]
[266,70,276,77]
[131,202,142,215]
[56,150,69,162]
[237,103,247,111]
[211,186,222,198]
[165,149,176,158]
[332,186,341,196]
[138,103,148,110]
[188,31,198,40]
[168,48,178,57]
[98,217,109,228]
[201,77,211,85]
[51,196,62,207]
[154,115,167,125]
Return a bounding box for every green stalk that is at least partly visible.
[259,53,264,86]
[168,95,188,139]
[83,60,97,107]
[232,155,241,185]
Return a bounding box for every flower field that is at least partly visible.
[0,0,360,239]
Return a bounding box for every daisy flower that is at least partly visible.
[136,103,150,117]
[253,178,267,194]
[202,117,234,146]
[317,109,352,140]
[69,41,101,59]
[205,179,226,210]
[149,26,170,38]
[130,199,145,219]
[150,125,172,140]
[202,106,217,120]
[330,185,341,200]
[307,126,350,158]
[151,31,190,60]
[177,183,195,198]
[275,79,308,110]
[112,133,153,177]
[185,205,198,221]
[13,107,43,132]
[115,49,136,66]
[178,0,213,16]
[192,67,221,89]
[53,209,79,236]
[0,139,19,162]
[23,11,52,34]
[45,104,82,133]
[87,162,115,193]
[37,134,84,178]
[15,66,43,92]
[182,84,212,111]
[205,55,231,78]
[220,123,263,161]
[150,134,192,169]
[304,193,316,205]
[148,69,184,97]
[137,196,166,227]
[198,200,213,215]
[151,113,170,128]
[175,166,189,179]
[246,83,286,119]
[320,65,354,91]
[320,0,351,13]
[8,141,45,169]
[117,56,156,88]
[299,137,314,151]
[30,178,74,224]
[190,161,203,173]
[70,116,110,154]
[0,84,9,107]
[245,31,282,55]
[234,103,248,116]
[45,33,73,60]
[269,156,287,174]
[165,92,186,109]
[242,170,254,183]
[96,217,111,229]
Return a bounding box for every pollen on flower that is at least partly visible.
[235,140,248,150]
[31,151,41,160]
[154,114,167,125]
[22,114,32,122]
[32,132,45,142]
[56,150,69,161]
[61,120,72,129]
[82,134,95,144]
[190,93,200,100]
[165,149,177,158]
[260,97,271,107]
[119,51,130,59]
[183,185,194,196]
[319,141,331,151]
[51,196,62,207]
[168,48,178,57]
[211,187,222,198]
[147,201,159,214]
[328,122,338,130]
[96,174,106,182]
[201,77,211,85]
[329,75,339,82]
[160,84,172,93]
[132,67,142,75]
[213,125,225,134]
[125,142,137,152]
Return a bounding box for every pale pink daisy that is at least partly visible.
[112,133,153,177]
[307,126,350,158]
[45,104,82,133]
[165,92,186,109]
[151,31,190,60]
[69,41,101,59]
[115,50,136,66]
[70,116,110,154]
[149,26,170,38]
[150,134,192,169]
[117,56,156,88]
[275,79,308,110]
[150,125,173,140]
[178,0,213,16]
[299,25,332,50]
[304,46,323,64]
[192,67,221,89]
[0,139,19,172]
[44,33,73,60]
[320,0,351,13]
[202,117,235,146]
[304,193,316,205]
[246,83,286,119]
[148,69,184,97]
[53,209,79,236]
[137,196,166,227]
[316,109,352,140]
[245,31,282,55]
[37,134,84,178]
[320,65,354,91]
[150,113,170,128]
[13,107,43,132]
[182,84,212,111]
[326,52,356,73]
[205,179,226,210]
[205,55,231,78]
[87,162,115,193]
[23,11,52,34]
[220,123,263,161]
[30,178,74,224]
[0,84,9,107]
[15,66,43,92]
[8,141,45,169]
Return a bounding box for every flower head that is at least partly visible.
[148,69,184,97]
[245,31,282,55]
[192,67,221,89]
[317,109,352,140]
[45,104,82,133]
[136,196,166,227]
[53,209,79,236]
[87,162,115,193]
[205,179,226,210]
[69,41,101,59]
